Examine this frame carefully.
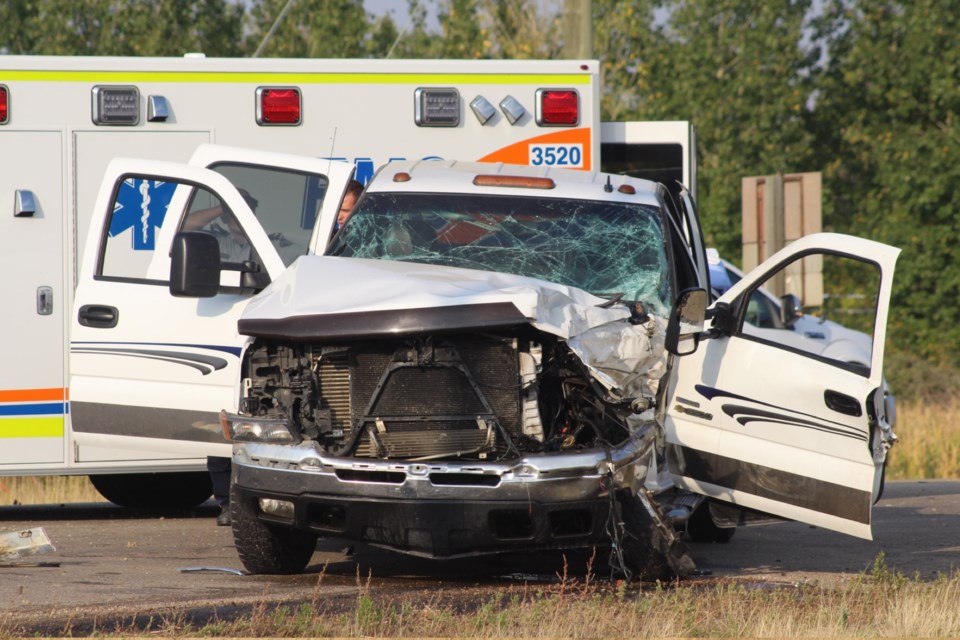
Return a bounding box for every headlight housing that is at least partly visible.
[220,410,298,443]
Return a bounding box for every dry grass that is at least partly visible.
[887,397,960,479]
[0,475,105,506]
[6,555,959,637]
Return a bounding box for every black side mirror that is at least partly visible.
[170,232,221,298]
[665,288,708,356]
[780,293,802,328]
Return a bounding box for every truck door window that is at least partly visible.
[736,253,881,374]
[182,189,260,265]
[207,163,329,267]
[99,175,197,282]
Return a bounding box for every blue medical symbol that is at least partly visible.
[109,178,177,250]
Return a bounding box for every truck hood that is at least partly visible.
[239,256,667,401]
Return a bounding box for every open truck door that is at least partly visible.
[70,153,354,464]
[665,233,899,539]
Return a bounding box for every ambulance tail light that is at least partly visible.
[536,89,579,126]
[1,85,10,124]
[256,87,301,125]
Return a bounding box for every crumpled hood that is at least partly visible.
[242,256,668,400]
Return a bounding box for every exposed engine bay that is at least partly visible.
[239,328,651,462]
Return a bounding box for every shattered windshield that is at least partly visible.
[327,192,672,315]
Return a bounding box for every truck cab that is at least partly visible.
[70,148,898,577]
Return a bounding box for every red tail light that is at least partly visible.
[536,89,579,126]
[256,87,301,125]
[0,86,8,124]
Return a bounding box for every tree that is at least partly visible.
[594,1,819,256]
[247,0,372,58]
[812,0,960,368]
[0,0,244,56]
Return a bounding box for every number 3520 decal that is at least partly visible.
[529,144,584,168]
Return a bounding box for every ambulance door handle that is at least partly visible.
[37,286,53,316]
[78,305,119,329]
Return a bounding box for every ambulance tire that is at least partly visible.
[231,486,318,575]
[89,472,212,509]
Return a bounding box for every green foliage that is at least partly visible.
[812,0,960,370]
[0,0,245,56]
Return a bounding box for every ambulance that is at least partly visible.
[0,55,695,506]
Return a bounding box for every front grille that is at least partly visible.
[317,334,520,459]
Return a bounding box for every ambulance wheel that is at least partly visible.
[89,471,212,509]
[686,501,736,544]
[231,487,317,575]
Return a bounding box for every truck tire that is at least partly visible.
[231,488,318,575]
[89,472,212,509]
[686,501,736,543]
[614,489,695,581]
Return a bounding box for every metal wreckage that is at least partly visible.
[209,161,898,579]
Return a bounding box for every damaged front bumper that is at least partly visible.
[232,430,655,558]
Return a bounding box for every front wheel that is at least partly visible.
[613,489,695,581]
[231,487,318,575]
[89,472,212,509]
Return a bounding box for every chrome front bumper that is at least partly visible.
[232,430,655,558]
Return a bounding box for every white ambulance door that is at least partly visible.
[600,121,697,201]
[185,144,356,255]
[70,156,352,462]
[665,233,899,539]
[0,131,66,466]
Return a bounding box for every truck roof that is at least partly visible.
[367,159,665,206]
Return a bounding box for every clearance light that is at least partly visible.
[473,175,556,190]
[536,89,579,126]
[617,184,636,194]
[393,172,412,182]
[257,87,301,125]
[415,88,460,127]
[498,95,526,125]
[0,85,8,124]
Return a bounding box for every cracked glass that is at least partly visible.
[328,192,673,315]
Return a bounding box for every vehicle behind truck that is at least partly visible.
[145,157,898,579]
[0,54,693,506]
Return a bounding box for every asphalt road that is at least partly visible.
[0,480,956,634]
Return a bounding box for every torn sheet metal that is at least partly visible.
[0,527,55,562]
[178,566,246,576]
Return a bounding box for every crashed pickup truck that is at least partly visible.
[72,150,898,578]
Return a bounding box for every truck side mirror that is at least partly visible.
[170,231,221,298]
[780,293,802,328]
[665,288,707,356]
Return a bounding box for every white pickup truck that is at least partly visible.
[72,149,899,578]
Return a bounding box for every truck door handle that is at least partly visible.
[824,390,862,417]
[78,305,119,329]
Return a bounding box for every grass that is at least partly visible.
[4,554,960,637]
[0,474,105,506]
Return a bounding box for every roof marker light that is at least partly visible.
[536,89,579,126]
[473,175,555,189]
[617,184,636,195]
[257,87,301,125]
[415,88,460,127]
[393,172,412,182]
[0,85,8,124]
[499,95,526,125]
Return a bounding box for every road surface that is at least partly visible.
[0,480,956,634]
